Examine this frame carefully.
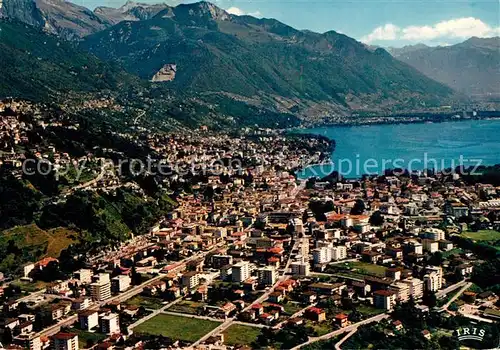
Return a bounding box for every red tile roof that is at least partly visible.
[307,307,325,315]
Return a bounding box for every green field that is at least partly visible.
[223,324,261,346]
[0,224,78,274]
[346,262,386,277]
[11,280,52,293]
[306,320,333,336]
[282,302,303,315]
[133,314,220,342]
[168,300,206,315]
[356,304,385,316]
[442,248,464,258]
[125,295,164,310]
[461,230,500,241]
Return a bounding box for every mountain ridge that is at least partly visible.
[389,37,500,97]
[0,0,111,40]
[94,0,171,25]
[80,1,456,118]
[1,0,463,123]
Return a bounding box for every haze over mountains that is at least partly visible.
[388,37,500,98]
[0,0,497,126]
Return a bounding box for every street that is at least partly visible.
[291,313,389,349]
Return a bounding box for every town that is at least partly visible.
[0,99,499,350]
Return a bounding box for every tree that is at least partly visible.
[422,291,437,308]
[428,251,444,266]
[2,327,12,345]
[351,200,366,215]
[348,308,362,322]
[369,211,384,226]
[33,313,43,331]
[131,266,142,285]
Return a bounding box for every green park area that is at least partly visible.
[124,295,165,310]
[461,230,500,241]
[346,261,386,277]
[168,300,206,315]
[223,324,261,346]
[133,314,220,342]
[356,304,385,316]
[282,302,303,315]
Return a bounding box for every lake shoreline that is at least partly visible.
[295,119,500,180]
[295,113,500,130]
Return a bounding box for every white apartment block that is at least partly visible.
[232,261,250,283]
[182,272,200,289]
[424,272,442,292]
[90,281,111,301]
[401,278,424,299]
[389,282,410,302]
[111,275,131,293]
[78,310,98,331]
[422,239,439,253]
[13,334,41,350]
[313,247,330,264]
[74,269,93,284]
[100,313,120,335]
[407,241,423,255]
[92,273,110,284]
[331,245,347,261]
[424,228,445,241]
[291,261,310,276]
[258,266,277,286]
[424,266,443,292]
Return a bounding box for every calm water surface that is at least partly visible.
[297,120,500,178]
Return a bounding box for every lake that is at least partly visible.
[297,119,500,179]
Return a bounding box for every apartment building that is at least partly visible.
[100,313,120,335]
[373,290,397,311]
[291,261,310,276]
[74,269,93,284]
[111,275,131,293]
[401,277,424,299]
[89,282,111,302]
[232,261,250,283]
[331,245,347,261]
[258,266,277,286]
[182,272,200,289]
[51,332,78,350]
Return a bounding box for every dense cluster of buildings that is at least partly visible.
[0,102,498,349]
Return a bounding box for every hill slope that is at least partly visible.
[390,37,500,98]
[0,20,139,100]
[0,0,172,40]
[0,0,111,40]
[94,1,170,25]
[81,1,456,117]
[0,19,300,129]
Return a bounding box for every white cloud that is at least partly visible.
[226,6,262,18]
[361,17,500,44]
[360,23,400,43]
[248,11,262,17]
[226,7,245,16]
[402,17,498,40]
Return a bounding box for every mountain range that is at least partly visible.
[0,20,301,129]
[0,20,139,101]
[388,37,500,98]
[1,0,496,127]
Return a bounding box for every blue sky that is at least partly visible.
[76,0,500,47]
